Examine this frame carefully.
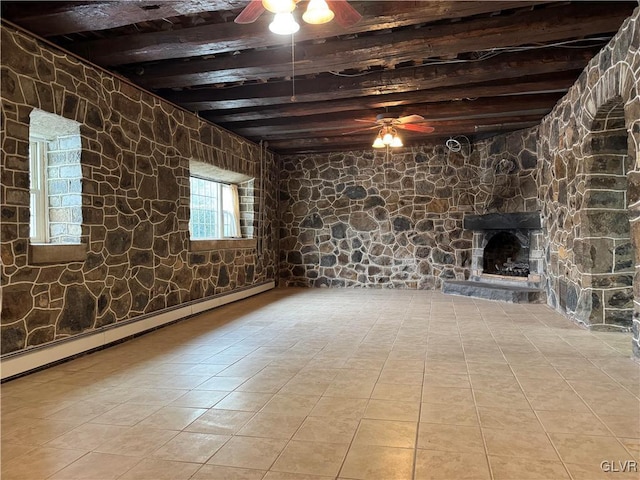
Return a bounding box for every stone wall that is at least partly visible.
[537,7,639,350]
[278,129,540,289]
[278,8,640,361]
[0,25,278,355]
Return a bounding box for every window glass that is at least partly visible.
[189,176,241,239]
[28,109,82,244]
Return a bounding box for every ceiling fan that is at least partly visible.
[235,0,362,32]
[350,113,435,148]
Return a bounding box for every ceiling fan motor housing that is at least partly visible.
[376,113,399,123]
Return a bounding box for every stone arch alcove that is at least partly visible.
[579,95,634,331]
[538,11,640,356]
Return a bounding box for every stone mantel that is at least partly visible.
[463,212,542,231]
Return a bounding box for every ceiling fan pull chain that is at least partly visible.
[291,33,296,102]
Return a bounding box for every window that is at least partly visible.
[29,109,82,244]
[189,176,241,239]
[189,160,253,242]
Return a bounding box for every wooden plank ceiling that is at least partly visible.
[1,1,636,154]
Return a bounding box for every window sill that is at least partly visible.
[29,243,88,264]
[190,238,257,252]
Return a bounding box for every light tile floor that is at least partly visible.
[2,289,640,480]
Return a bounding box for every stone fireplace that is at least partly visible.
[443,212,545,303]
[466,212,544,286]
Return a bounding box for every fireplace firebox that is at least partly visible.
[483,231,530,277]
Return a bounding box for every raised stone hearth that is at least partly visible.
[443,279,544,303]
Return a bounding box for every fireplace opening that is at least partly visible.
[483,231,530,277]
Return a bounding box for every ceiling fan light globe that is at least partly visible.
[262,0,296,13]
[382,132,394,145]
[390,136,403,147]
[372,136,385,148]
[303,0,335,24]
[269,12,300,35]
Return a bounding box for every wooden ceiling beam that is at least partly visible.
[165,46,600,110]
[267,117,542,153]
[132,2,631,89]
[0,1,246,37]
[212,93,563,134]
[203,72,579,122]
[229,103,554,138]
[65,1,548,65]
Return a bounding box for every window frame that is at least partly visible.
[28,109,86,265]
[189,175,242,240]
[188,160,255,252]
[29,136,49,243]
[29,109,83,246]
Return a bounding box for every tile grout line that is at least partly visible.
[411,292,431,480]
[459,298,496,480]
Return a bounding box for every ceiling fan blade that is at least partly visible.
[399,123,435,133]
[235,0,265,24]
[326,0,362,27]
[343,125,379,135]
[396,114,426,125]
[354,118,376,124]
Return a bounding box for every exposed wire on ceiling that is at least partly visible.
[446,136,467,152]
[328,36,611,78]
[445,135,472,161]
